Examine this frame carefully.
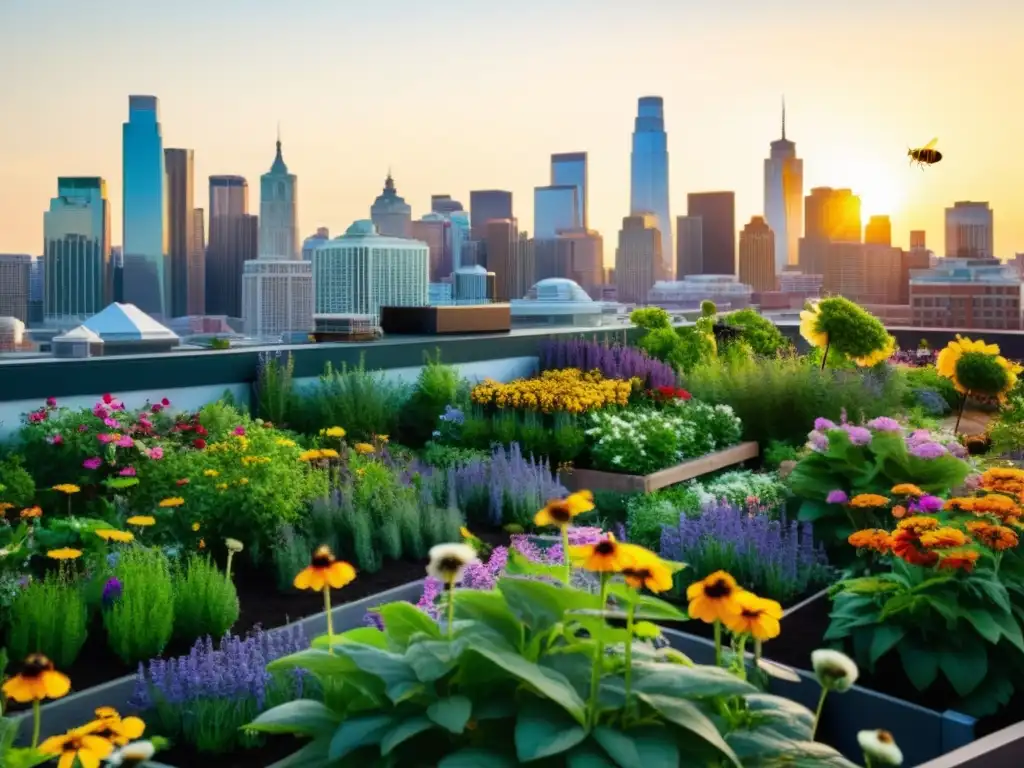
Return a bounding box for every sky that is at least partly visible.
[1,0,1023,262]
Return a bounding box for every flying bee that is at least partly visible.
[908,138,942,168]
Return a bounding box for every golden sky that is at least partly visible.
[1,0,1021,261]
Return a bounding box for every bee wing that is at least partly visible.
[923,138,938,149]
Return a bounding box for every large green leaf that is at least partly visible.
[312,627,389,650]
[498,577,601,629]
[468,640,588,723]
[377,602,442,648]
[380,715,436,755]
[328,715,397,760]
[515,700,588,762]
[638,693,740,767]
[742,694,815,741]
[939,635,988,697]
[266,736,333,768]
[990,605,1024,652]
[335,645,423,703]
[566,743,619,767]
[568,613,632,645]
[632,662,757,699]
[428,695,473,734]
[898,640,940,690]
[405,639,460,682]
[868,625,905,665]
[965,607,1003,645]
[438,749,519,767]
[453,589,524,649]
[592,725,680,768]
[726,730,859,767]
[247,699,341,737]
[505,548,571,581]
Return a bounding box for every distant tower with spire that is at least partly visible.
[763,98,804,271]
[370,171,412,238]
[258,129,299,259]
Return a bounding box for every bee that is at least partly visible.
[908,138,942,168]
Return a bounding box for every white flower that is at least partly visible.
[224,538,244,553]
[107,740,157,766]
[857,730,903,765]
[427,543,479,583]
[811,649,859,692]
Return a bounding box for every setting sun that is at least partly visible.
[818,153,910,218]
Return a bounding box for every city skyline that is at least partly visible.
[1,0,1022,260]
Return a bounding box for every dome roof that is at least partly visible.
[345,220,378,236]
[525,278,593,302]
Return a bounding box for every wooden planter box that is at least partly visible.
[559,441,759,494]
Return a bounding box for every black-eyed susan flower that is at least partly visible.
[1,653,71,702]
[857,729,904,766]
[620,555,674,593]
[723,591,783,641]
[47,547,82,560]
[534,490,595,528]
[426,543,479,584]
[87,706,146,746]
[38,726,114,768]
[158,497,185,508]
[685,571,742,624]
[294,546,357,591]
[567,535,630,573]
[95,529,134,543]
[126,516,155,527]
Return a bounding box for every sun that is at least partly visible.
[818,153,909,219]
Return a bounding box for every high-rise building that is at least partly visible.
[485,219,533,301]
[675,215,703,278]
[630,97,672,271]
[122,95,168,317]
[556,229,604,292]
[469,190,513,240]
[370,173,412,238]
[302,228,330,261]
[28,256,44,326]
[615,213,663,305]
[865,215,892,246]
[206,176,256,318]
[165,148,195,318]
[763,100,804,271]
[410,214,451,281]
[900,243,930,305]
[799,187,862,275]
[551,152,588,229]
[431,195,464,214]
[945,201,993,259]
[313,220,429,322]
[910,258,1021,329]
[910,230,927,249]
[738,216,776,293]
[0,254,32,323]
[258,136,299,260]
[43,177,111,326]
[687,192,736,276]
[824,242,902,305]
[188,208,206,315]
[449,211,471,272]
[533,185,578,239]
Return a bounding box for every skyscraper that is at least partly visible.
[165,148,195,317]
[799,187,861,275]
[188,208,206,315]
[865,215,892,246]
[485,219,533,301]
[738,216,776,293]
[533,185,578,239]
[410,214,451,281]
[122,95,168,317]
[687,192,736,275]
[0,254,32,323]
[469,190,513,240]
[43,177,110,327]
[615,213,663,305]
[258,136,299,259]
[551,152,588,229]
[945,201,993,259]
[630,97,672,271]
[763,100,804,271]
[370,173,412,238]
[206,176,256,318]
[676,215,703,278]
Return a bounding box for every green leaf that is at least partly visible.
[328,714,396,760]
[964,607,1003,645]
[312,627,388,650]
[515,700,588,761]
[468,640,588,723]
[335,645,423,703]
[405,640,459,682]
[633,621,662,639]
[868,625,905,665]
[566,743,619,767]
[438,749,518,767]
[632,662,757,699]
[266,736,333,768]
[380,715,436,755]
[475,698,517,721]
[377,602,442,648]
[505,548,570,582]
[246,699,341,737]
[632,594,688,622]
[638,693,741,767]
[939,636,988,697]
[898,641,939,690]
[568,613,632,645]
[742,694,815,741]
[498,577,601,630]
[427,695,473,734]
[453,589,524,649]
[990,606,1024,652]
[592,726,680,768]
[726,730,859,767]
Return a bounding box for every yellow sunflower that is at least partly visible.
[936,334,1023,397]
[851,334,896,368]
[799,302,828,349]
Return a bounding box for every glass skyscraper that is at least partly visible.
[550,152,588,229]
[629,96,672,274]
[43,177,110,326]
[122,95,168,318]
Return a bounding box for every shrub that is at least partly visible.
[252,351,294,427]
[800,297,895,367]
[173,554,240,644]
[538,338,678,388]
[723,308,790,356]
[272,525,312,592]
[0,457,35,508]
[631,306,717,372]
[902,365,960,411]
[104,547,176,664]
[398,352,463,447]
[6,571,88,668]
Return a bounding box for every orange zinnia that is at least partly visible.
[971,494,1021,521]
[294,545,356,591]
[889,529,939,567]
[919,527,970,549]
[944,498,976,513]
[848,529,891,554]
[966,521,1020,551]
[890,484,924,497]
[937,549,979,572]
[850,494,890,508]
[897,516,940,535]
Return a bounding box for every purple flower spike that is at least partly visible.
[102,577,123,607]
[826,490,849,504]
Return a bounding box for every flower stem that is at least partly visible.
[864,756,874,768]
[736,636,749,681]
[954,391,969,434]
[586,573,610,729]
[713,620,722,667]
[624,602,636,709]
[31,699,40,748]
[561,526,571,585]
[754,639,762,680]
[447,579,456,640]
[811,688,829,740]
[225,552,235,582]
[323,587,334,655]
[820,339,830,371]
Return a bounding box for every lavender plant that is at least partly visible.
[539,338,678,389]
[660,502,832,604]
[131,624,311,754]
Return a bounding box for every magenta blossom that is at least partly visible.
[119,466,137,477]
[83,457,102,470]
[98,433,116,444]
[807,430,829,453]
[116,435,134,448]
[78,424,88,432]
[826,489,849,504]
[27,410,47,424]
[866,416,901,432]
[104,417,121,429]
[46,397,57,408]
[47,433,64,445]
[913,494,944,513]
[843,425,872,446]
[910,441,947,460]
[146,446,164,460]
[813,418,836,431]
[233,426,246,436]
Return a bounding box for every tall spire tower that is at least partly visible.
[763,98,803,271]
[629,96,672,274]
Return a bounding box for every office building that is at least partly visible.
[799,187,862,275]
[453,265,494,303]
[687,192,736,275]
[122,95,168,317]
[370,173,412,238]
[206,176,256,318]
[302,228,330,261]
[43,177,111,326]
[28,256,43,325]
[763,100,804,270]
[449,211,471,271]
[945,201,993,259]
[824,242,902,305]
[431,195,464,214]
[676,215,703,278]
[630,97,672,270]
[738,216,776,293]
[556,229,604,292]
[258,136,299,260]
[901,245,931,305]
[910,230,927,249]
[533,185,578,239]
[0,254,32,323]
[410,214,451,281]
[469,190,513,240]
[551,152,588,229]
[865,215,892,246]
[189,208,206,315]
[485,219,534,301]
[313,220,429,322]
[910,258,1021,329]
[164,148,196,317]
[615,213,663,305]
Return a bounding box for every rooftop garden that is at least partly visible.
[2,298,1024,766]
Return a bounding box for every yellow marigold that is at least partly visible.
[276,438,297,448]
[47,548,82,560]
[203,469,220,477]
[972,493,1021,520]
[850,494,889,508]
[238,477,249,485]
[891,484,924,497]
[353,443,375,455]
[320,426,346,438]
[848,529,891,554]
[52,484,81,494]
[241,455,271,466]
[918,527,970,549]
[897,516,941,534]
[95,529,134,543]
[216,482,228,491]
[319,449,340,459]
[192,522,200,532]
[966,521,1019,551]
[298,449,323,462]
[126,516,155,527]
[158,497,185,508]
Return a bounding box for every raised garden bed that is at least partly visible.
[558,440,759,494]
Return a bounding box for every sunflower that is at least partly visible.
[126,516,155,527]
[158,497,185,508]
[723,591,782,640]
[1,653,71,702]
[426,543,479,583]
[936,335,1022,399]
[567,535,631,573]
[38,726,114,768]
[47,547,82,560]
[849,494,889,508]
[851,334,896,368]
[534,490,596,528]
[294,545,357,591]
[52,484,81,494]
[686,571,742,624]
[890,484,924,497]
[95,529,135,543]
[799,302,828,349]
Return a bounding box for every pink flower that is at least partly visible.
[826,489,849,504]
[83,457,102,470]
[93,404,110,419]
[147,446,164,460]
[233,426,246,436]
[116,435,134,448]
[119,466,137,477]
[151,404,163,414]
[102,393,114,405]
[161,398,170,407]
[47,434,64,446]
[28,410,47,424]
[104,417,121,428]
[46,397,57,408]
[78,424,88,432]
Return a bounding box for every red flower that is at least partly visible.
[193,438,207,450]
[675,388,692,400]
[151,404,163,414]
[195,425,208,437]
[656,386,675,397]
[233,426,246,436]
[161,398,170,406]
[102,393,114,404]
[176,478,191,486]
[46,397,57,408]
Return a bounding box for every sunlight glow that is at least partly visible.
[818,154,909,219]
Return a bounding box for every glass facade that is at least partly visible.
[550,152,587,229]
[122,95,168,317]
[206,176,254,318]
[43,177,110,327]
[164,148,195,318]
[629,96,672,273]
[468,190,513,240]
[533,185,578,239]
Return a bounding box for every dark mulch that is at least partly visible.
[158,735,302,768]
